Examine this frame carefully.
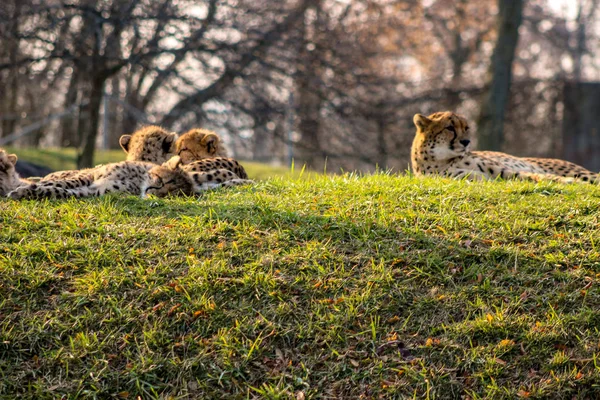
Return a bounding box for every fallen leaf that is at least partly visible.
[168,303,182,316]
[519,291,528,301]
[499,339,515,347]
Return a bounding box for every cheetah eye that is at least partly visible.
[446,126,456,133]
[165,179,177,185]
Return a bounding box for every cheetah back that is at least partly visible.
[181,157,248,179]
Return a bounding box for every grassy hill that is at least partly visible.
[5,146,306,180]
[1,174,600,399]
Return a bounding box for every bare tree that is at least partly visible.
[477,0,524,150]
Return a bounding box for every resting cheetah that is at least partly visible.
[37,125,178,185]
[145,156,253,197]
[411,111,598,183]
[175,128,227,164]
[7,161,182,200]
[0,150,31,196]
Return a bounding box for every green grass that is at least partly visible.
[5,147,308,180]
[1,174,600,399]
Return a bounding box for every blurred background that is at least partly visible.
[0,0,598,175]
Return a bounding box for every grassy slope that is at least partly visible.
[1,174,600,399]
[5,147,304,180]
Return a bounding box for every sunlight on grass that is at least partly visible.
[1,174,600,398]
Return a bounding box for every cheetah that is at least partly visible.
[411,111,598,183]
[0,149,31,196]
[7,125,180,199]
[175,128,228,164]
[7,161,183,200]
[145,155,253,197]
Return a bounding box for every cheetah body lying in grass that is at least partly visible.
[411,111,598,183]
[7,161,170,199]
[142,127,253,196]
[145,156,253,197]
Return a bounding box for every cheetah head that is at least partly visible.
[0,149,20,196]
[175,128,227,164]
[412,111,471,161]
[119,126,178,164]
[146,156,193,197]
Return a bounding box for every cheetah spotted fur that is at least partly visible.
[411,111,598,184]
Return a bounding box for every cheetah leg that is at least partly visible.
[220,178,254,187]
[7,182,94,200]
[188,169,253,192]
[511,171,576,184]
[445,169,488,181]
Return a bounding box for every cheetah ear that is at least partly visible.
[162,132,177,154]
[202,133,219,154]
[7,153,18,165]
[164,155,182,170]
[413,114,432,131]
[119,135,132,153]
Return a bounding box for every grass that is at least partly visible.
[5,147,307,180]
[1,173,600,399]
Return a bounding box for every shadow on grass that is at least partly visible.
[3,194,597,399]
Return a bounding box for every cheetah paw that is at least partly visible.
[7,185,35,200]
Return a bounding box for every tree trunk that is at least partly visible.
[1,2,21,138]
[121,82,141,136]
[376,117,387,170]
[562,82,600,171]
[22,87,44,146]
[60,70,82,147]
[77,77,104,168]
[295,3,323,170]
[107,76,123,149]
[476,0,524,151]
